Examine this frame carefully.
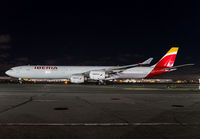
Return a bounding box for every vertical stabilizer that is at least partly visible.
[154,47,179,68]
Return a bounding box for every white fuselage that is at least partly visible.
[5,65,154,79]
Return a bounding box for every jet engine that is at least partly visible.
[89,71,106,80]
[70,75,84,83]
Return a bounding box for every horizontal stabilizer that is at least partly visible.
[171,64,194,69]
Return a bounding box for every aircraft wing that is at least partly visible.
[106,57,153,72]
[80,57,154,76]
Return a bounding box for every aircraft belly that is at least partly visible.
[115,67,153,79]
[19,71,69,79]
[117,73,148,79]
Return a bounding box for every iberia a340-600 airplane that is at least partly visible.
[5,47,193,84]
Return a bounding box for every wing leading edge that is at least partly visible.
[106,57,153,72]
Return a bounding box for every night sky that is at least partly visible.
[0,1,199,73]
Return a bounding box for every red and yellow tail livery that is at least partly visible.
[154,47,179,68]
[146,47,179,78]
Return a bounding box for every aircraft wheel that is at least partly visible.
[19,78,23,84]
[98,80,106,85]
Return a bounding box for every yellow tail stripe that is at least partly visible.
[166,47,179,55]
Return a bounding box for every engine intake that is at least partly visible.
[89,71,105,80]
[70,75,84,83]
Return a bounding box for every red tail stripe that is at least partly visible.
[146,54,176,78]
[155,54,176,68]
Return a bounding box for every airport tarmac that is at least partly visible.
[0,84,200,139]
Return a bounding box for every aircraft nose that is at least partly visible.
[5,70,12,76]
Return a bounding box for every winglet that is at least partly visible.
[141,58,153,65]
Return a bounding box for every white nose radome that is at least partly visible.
[5,70,13,76]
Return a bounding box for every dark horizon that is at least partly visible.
[0,1,199,72]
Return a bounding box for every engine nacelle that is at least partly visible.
[89,70,106,80]
[70,75,84,83]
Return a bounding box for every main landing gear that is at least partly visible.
[98,80,106,85]
[18,78,23,84]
